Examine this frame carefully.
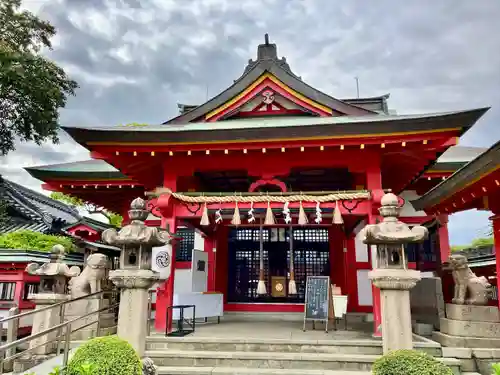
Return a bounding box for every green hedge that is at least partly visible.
[0,230,75,252]
[66,336,142,375]
[372,349,453,375]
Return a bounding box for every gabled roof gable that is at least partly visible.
[165,35,375,124]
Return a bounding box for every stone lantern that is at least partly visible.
[362,192,428,353]
[102,197,170,359]
[25,244,80,355]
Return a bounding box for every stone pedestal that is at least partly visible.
[65,297,116,340]
[369,268,421,354]
[29,293,68,355]
[433,304,500,348]
[432,304,500,374]
[110,269,159,357]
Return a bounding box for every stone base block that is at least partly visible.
[432,331,500,348]
[440,318,500,338]
[475,359,498,375]
[446,304,500,322]
[13,354,54,374]
[412,322,434,336]
[65,298,116,340]
[459,359,478,373]
[441,347,472,359]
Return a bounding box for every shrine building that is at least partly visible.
[25,36,490,334]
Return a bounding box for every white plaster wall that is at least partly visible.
[173,269,192,294]
[356,270,373,306]
[354,220,369,262]
[399,190,427,217]
[194,231,204,251]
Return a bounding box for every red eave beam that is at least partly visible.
[427,169,500,215]
[85,131,460,154]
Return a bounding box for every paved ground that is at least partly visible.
[152,318,432,343]
[153,319,378,341]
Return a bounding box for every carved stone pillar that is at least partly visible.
[109,269,158,356]
[361,192,428,354]
[103,197,170,367]
[25,245,81,355]
[370,268,421,353]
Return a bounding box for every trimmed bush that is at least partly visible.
[66,336,142,375]
[0,230,75,252]
[372,349,454,375]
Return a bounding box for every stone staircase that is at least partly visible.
[145,335,463,375]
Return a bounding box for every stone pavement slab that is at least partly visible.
[157,367,372,375]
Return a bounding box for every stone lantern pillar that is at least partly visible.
[362,192,428,354]
[25,244,81,355]
[102,197,170,359]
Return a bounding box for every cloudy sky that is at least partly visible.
[2,0,499,245]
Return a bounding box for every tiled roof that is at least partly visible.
[0,176,80,234]
[412,140,500,211]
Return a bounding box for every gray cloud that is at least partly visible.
[5,0,500,244]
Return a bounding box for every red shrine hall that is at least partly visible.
[26,36,489,334]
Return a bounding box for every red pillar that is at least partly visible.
[329,226,346,293]
[205,236,216,292]
[366,160,382,337]
[491,214,500,310]
[437,215,451,263]
[155,173,177,333]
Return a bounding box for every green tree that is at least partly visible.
[50,192,123,227]
[0,230,75,251]
[471,237,494,247]
[50,191,84,206]
[0,0,78,156]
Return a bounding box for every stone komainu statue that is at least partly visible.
[68,253,110,298]
[142,357,157,375]
[448,254,492,305]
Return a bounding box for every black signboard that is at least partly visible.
[303,276,330,332]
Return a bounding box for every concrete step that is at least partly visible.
[156,367,372,375]
[146,350,461,373]
[146,336,441,356]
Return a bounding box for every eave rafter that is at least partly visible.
[424,168,500,216]
[412,139,500,214]
[42,182,143,214]
[85,130,460,155]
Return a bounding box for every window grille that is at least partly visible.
[0,282,16,301]
[23,283,39,300]
[228,227,329,303]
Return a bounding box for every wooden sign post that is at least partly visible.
[302,275,331,333]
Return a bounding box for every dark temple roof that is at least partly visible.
[64,215,116,232]
[176,93,391,117]
[412,140,500,211]
[0,176,80,234]
[62,108,489,146]
[26,159,128,181]
[166,35,376,124]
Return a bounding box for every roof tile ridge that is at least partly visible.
[6,179,80,218]
[269,65,376,115]
[2,180,48,223]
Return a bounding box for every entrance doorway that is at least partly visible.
[227,227,330,303]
